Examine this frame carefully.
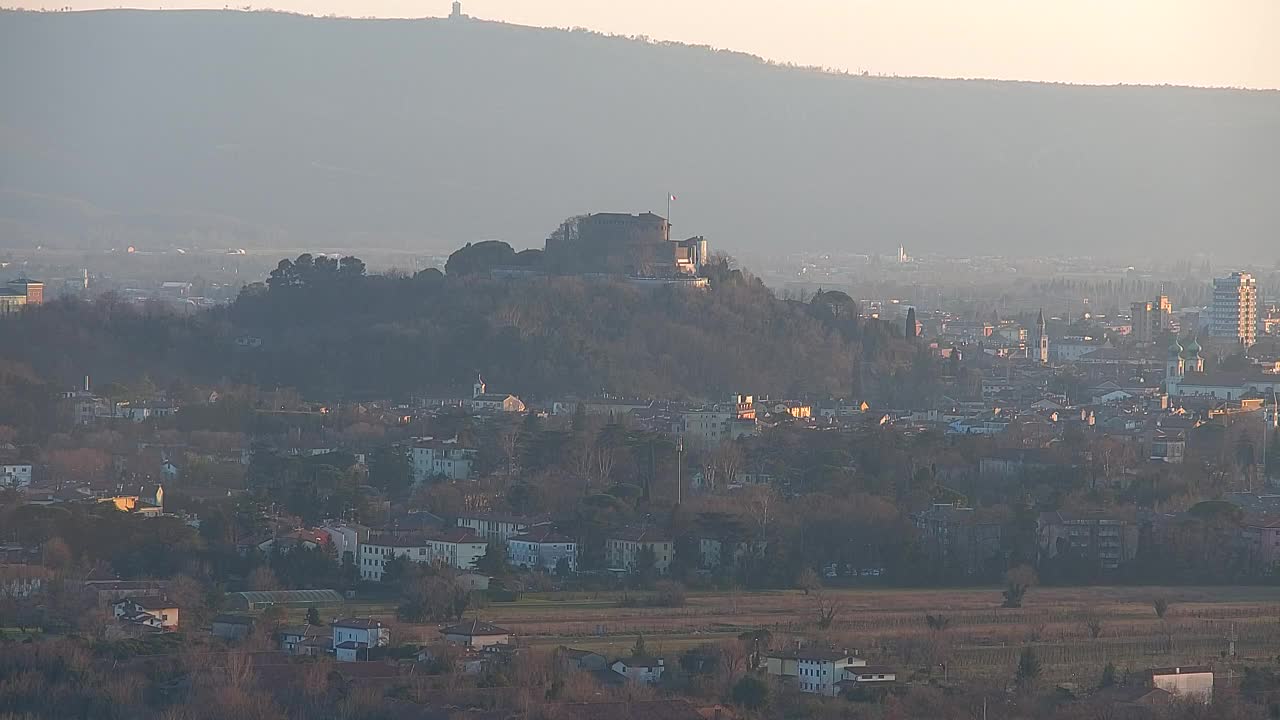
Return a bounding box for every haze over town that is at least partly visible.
[9,0,1280,89]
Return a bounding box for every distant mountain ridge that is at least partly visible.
[1,9,1277,259]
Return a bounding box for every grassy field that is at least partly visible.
[273,585,1280,683]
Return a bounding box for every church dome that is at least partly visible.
[1183,337,1202,357]
[1167,339,1183,358]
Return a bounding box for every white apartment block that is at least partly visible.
[506,527,577,573]
[411,442,478,482]
[765,649,867,697]
[1211,272,1258,347]
[358,530,487,581]
[606,528,673,574]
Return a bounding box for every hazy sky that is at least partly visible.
[16,0,1280,89]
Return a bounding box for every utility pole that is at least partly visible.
[676,436,683,505]
[666,193,675,242]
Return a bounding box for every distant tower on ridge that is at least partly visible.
[450,1,464,19]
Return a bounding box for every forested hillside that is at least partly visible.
[1,9,1277,257]
[0,259,915,402]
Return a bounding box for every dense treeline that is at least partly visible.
[0,257,913,401]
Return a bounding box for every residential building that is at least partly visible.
[2,278,43,312]
[1242,517,1280,572]
[607,528,674,574]
[279,624,329,656]
[1211,272,1258,347]
[1131,295,1173,344]
[1053,336,1111,363]
[697,537,767,570]
[610,657,665,685]
[0,288,26,315]
[440,619,512,649]
[765,649,867,697]
[1168,369,1280,400]
[680,410,757,448]
[1149,430,1186,463]
[96,485,164,517]
[319,521,369,564]
[332,618,390,662]
[455,512,549,542]
[911,504,1004,576]
[1037,511,1140,571]
[425,529,489,570]
[0,462,32,489]
[506,526,577,573]
[841,666,898,686]
[559,648,608,671]
[112,596,180,630]
[411,441,478,482]
[1150,666,1213,702]
[358,529,488,581]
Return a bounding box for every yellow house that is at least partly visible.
[98,485,164,516]
[113,596,180,630]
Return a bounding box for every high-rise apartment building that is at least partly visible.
[1211,272,1257,347]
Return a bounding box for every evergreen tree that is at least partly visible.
[1015,646,1042,690]
[1100,662,1117,688]
[305,606,321,625]
[731,675,769,710]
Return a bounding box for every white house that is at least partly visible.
[332,618,390,662]
[1150,666,1213,702]
[112,596,180,631]
[319,522,368,565]
[506,527,577,573]
[411,441,479,482]
[0,463,32,489]
[610,657,665,685]
[765,649,867,697]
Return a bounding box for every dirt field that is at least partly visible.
[320,585,1280,683]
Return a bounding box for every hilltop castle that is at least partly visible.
[543,212,708,277]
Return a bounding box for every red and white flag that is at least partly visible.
[669,194,677,201]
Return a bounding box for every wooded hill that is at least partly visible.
[0,258,919,402]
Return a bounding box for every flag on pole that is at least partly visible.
[670,194,677,201]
